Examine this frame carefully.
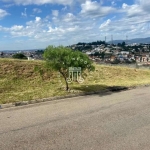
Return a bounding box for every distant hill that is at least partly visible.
[0,49,45,53]
[108,37,150,45]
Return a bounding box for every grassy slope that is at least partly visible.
[1,58,150,104]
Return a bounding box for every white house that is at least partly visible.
[28,56,34,60]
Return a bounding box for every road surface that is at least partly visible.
[0,87,150,150]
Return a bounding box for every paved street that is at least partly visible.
[1,87,150,150]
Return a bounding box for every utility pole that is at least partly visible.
[126,35,128,45]
[105,36,106,43]
[111,35,113,45]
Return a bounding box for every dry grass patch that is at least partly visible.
[0,58,150,104]
[72,64,150,92]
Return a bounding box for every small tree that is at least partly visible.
[43,45,95,91]
[12,53,27,59]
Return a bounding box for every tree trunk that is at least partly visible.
[64,78,69,91]
[59,71,69,91]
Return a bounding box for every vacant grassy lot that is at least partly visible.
[1,58,150,104]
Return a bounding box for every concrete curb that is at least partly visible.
[0,84,150,110]
[0,90,109,110]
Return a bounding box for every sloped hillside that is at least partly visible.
[1,58,150,104]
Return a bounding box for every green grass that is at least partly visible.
[1,58,150,104]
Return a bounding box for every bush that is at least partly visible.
[12,53,27,59]
[125,59,136,64]
[111,59,121,64]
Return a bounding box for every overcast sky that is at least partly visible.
[0,0,150,50]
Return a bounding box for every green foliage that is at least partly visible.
[43,45,95,72]
[43,45,95,90]
[125,59,136,64]
[34,65,44,76]
[34,63,54,80]
[12,53,27,59]
[100,52,105,59]
[35,50,44,54]
[111,59,121,64]
[94,52,100,56]
[76,40,106,46]
[122,41,126,47]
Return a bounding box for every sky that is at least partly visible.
[0,0,150,50]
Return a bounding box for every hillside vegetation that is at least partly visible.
[1,58,150,104]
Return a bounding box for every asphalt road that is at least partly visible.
[1,87,150,150]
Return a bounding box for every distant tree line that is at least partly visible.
[76,40,106,46]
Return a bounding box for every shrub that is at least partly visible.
[12,53,27,59]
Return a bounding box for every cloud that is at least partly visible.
[62,13,77,22]
[1,0,150,49]
[0,17,43,38]
[122,3,145,18]
[98,11,150,40]
[62,6,67,11]
[0,9,9,19]
[21,8,27,17]
[137,0,150,12]
[0,14,97,46]
[99,19,111,30]
[113,1,150,38]
[52,10,59,17]
[35,17,41,22]
[47,26,65,33]
[1,0,73,5]
[122,0,150,18]
[80,0,116,18]
[11,25,24,31]
[111,1,116,6]
[33,8,42,14]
